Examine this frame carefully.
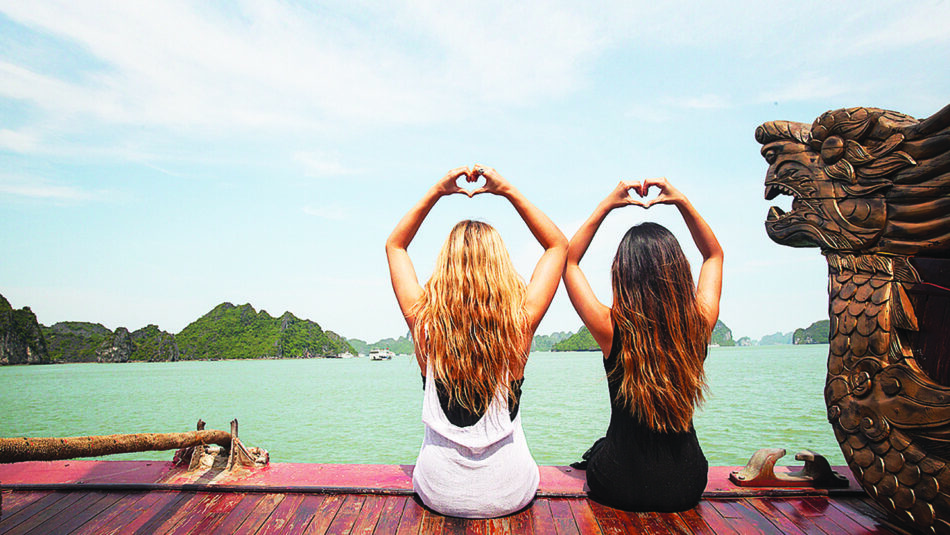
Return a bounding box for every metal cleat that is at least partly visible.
[730,448,848,488]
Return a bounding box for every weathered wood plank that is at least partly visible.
[485,517,507,535]
[0,490,72,533]
[0,486,916,535]
[632,511,680,534]
[350,494,387,535]
[258,493,306,535]
[692,501,738,535]
[440,514,469,535]
[373,495,408,535]
[34,491,124,535]
[1,490,85,535]
[210,493,267,534]
[708,499,784,534]
[677,507,717,535]
[305,493,346,535]
[280,494,328,535]
[529,499,557,535]
[394,496,425,535]
[326,494,367,535]
[656,510,697,534]
[87,490,180,535]
[231,493,286,534]
[593,508,640,534]
[584,500,626,535]
[418,506,444,535]
[165,493,229,535]
[566,499,601,535]
[175,492,248,535]
[798,496,881,535]
[146,491,223,534]
[129,491,194,534]
[508,506,534,535]
[12,492,118,534]
[547,499,579,535]
[776,497,826,517]
[755,498,829,535]
[485,516,510,535]
[70,492,151,535]
[746,498,809,535]
[830,497,907,534]
[0,491,50,518]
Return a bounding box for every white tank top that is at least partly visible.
[412,359,539,518]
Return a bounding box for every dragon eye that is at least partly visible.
[763,149,777,165]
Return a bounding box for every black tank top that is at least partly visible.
[583,329,708,512]
[421,375,523,427]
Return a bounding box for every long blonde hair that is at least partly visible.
[411,220,529,414]
[610,222,710,433]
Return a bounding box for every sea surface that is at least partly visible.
[0,345,842,467]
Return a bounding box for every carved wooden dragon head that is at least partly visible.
[756,105,950,256]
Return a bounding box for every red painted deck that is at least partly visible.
[0,461,912,534]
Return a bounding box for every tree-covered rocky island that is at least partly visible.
[0,293,354,364]
[549,320,737,351]
[0,294,49,364]
[1,291,835,364]
[176,303,353,360]
[347,334,414,355]
[346,330,574,355]
[793,320,831,345]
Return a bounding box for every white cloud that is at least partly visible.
[0,0,617,136]
[759,73,852,104]
[849,1,950,51]
[2,0,941,154]
[0,174,105,202]
[0,128,38,152]
[396,1,608,104]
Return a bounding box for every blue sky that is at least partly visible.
[1,1,948,343]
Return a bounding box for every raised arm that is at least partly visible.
[471,165,567,334]
[385,167,471,329]
[562,181,641,355]
[640,177,723,331]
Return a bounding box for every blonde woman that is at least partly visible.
[563,178,723,512]
[386,165,567,518]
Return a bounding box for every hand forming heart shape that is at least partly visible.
[607,177,680,209]
[456,169,487,197]
[631,177,682,208]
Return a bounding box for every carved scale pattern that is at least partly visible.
[825,252,950,533]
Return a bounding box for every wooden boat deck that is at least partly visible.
[0,461,913,534]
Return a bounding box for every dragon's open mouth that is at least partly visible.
[765,182,802,223]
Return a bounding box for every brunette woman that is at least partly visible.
[563,177,723,512]
[386,165,567,518]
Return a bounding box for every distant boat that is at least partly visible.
[369,349,394,361]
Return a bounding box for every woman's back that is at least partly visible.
[562,178,723,512]
[581,332,708,512]
[413,359,538,518]
[385,166,567,518]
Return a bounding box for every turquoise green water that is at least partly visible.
[0,345,842,466]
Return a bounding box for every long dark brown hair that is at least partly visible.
[609,222,710,433]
